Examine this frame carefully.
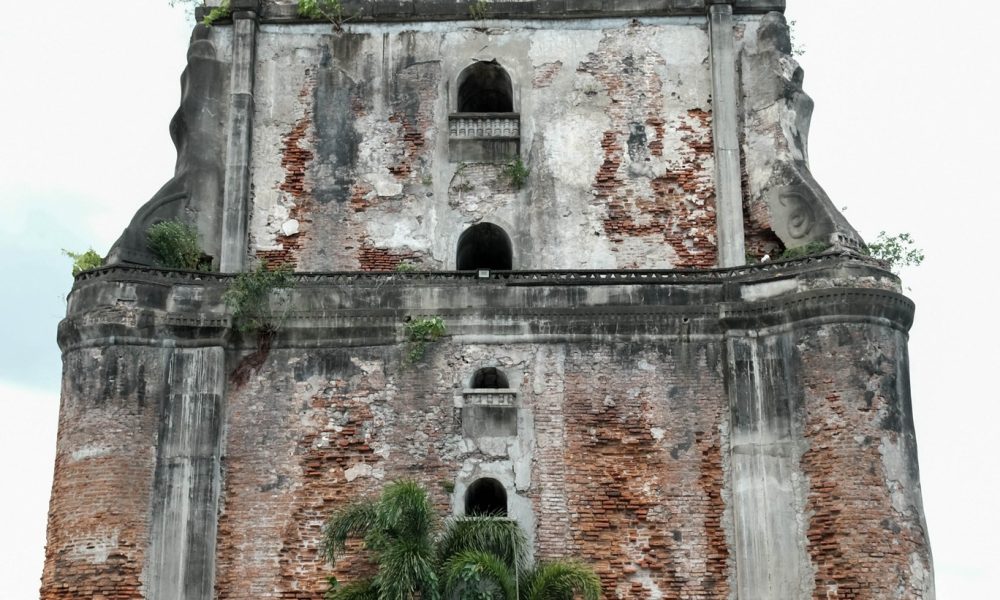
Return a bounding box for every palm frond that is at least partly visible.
[373,536,440,600]
[376,480,438,542]
[325,578,379,600]
[521,561,601,600]
[323,501,378,563]
[442,549,516,600]
[438,517,529,572]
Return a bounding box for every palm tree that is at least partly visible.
[323,481,601,600]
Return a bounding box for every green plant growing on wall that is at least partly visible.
[451,162,475,193]
[405,316,446,363]
[779,241,830,261]
[63,249,102,276]
[504,157,530,189]
[864,232,925,274]
[223,263,295,334]
[299,0,357,31]
[788,19,806,57]
[323,480,601,600]
[469,0,490,24]
[395,262,418,273]
[147,220,211,270]
[202,0,231,26]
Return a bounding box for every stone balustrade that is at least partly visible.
[449,113,520,139]
[462,389,518,407]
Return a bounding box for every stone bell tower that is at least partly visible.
[42,1,933,599]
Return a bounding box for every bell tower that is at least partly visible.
[42,2,934,599]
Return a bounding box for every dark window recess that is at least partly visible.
[457,223,512,270]
[458,61,514,113]
[465,478,508,516]
[472,367,509,389]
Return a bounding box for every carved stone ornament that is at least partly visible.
[106,26,230,267]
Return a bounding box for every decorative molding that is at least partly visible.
[84,252,890,286]
[253,0,787,23]
[462,390,518,407]
[449,114,520,140]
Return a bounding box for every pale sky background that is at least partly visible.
[1,1,996,598]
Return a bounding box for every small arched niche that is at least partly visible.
[465,478,508,517]
[456,223,512,271]
[457,61,514,113]
[471,367,509,389]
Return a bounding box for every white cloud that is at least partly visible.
[0,381,60,600]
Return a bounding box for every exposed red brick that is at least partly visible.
[740,142,783,260]
[580,41,718,268]
[40,349,158,600]
[646,116,665,157]
[356,240,423,272]
[800,325,931,599]
[349,182,375,213]
[258,73,318,271]
[532,61,563,88]
[214,349,457,600]
[536,346,730,599]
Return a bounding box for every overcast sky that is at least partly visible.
[1,1,996,598]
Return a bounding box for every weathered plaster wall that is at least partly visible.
[248,18,720,270]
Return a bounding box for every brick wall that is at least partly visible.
[553,343,730,599]
[40,347,164,600]
[212,340,733,599]
[799,324,933,598]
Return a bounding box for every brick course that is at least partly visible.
[41,348,163,600]
[212,342,734,599]
[799,325,932,599]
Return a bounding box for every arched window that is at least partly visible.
[457,61,514,113]
[457,223,512,270]
[472,367,509,389]
[465,478,508,516]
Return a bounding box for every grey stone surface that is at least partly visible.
[449,138,520,164]
[740,12,863,251]
[462,405,519,437]
[220,12,260,272]
[727,333,812,599]
[106,26,231,268]
[147,347,225,600]
[258,0,786,21]
[708,3,746,267]
[61,255,911,353]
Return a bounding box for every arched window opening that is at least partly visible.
[458,61,514,113]
[457,223,512,271]
[472,367,509,389]
[465,478,508,517]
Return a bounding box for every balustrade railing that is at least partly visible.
[449,113,520,139]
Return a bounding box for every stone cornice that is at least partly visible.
[74,252,889,287]
[197,0,785,24]
[60,254,911,353]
